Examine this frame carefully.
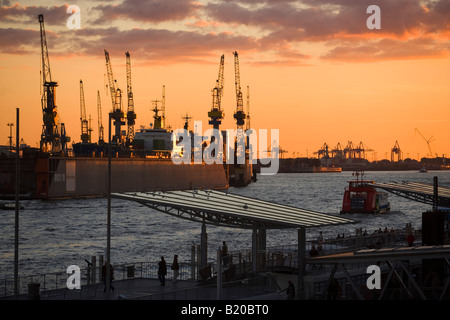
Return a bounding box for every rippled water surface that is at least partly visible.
[1,170,449,279]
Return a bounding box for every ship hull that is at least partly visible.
[0,151,229,199]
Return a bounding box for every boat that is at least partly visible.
[340,171,390,214]
[419,165,428,173]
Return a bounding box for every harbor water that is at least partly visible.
[1,170,449,280]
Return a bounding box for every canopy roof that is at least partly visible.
[112,189,356,229]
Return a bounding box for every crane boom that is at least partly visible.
[161,85,166,129]
[208,54,225,130]
[415,128,434,157]
[233,51,246,129]
[104,49,124,144]
[125,51,136,143]
[104,49,116,110]
[79,80,89,143]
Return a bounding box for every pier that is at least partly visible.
[2,187,450,300]
[371,180,450,208]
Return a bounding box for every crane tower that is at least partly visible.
[79,80,90,143]
[38,14,69,154]
[233,51,246,130]
[125,51,136,144]
[104,49,125,144]
[208,54,225,130]
[97,90,104,144]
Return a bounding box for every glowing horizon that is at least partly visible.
[1,0,449,160]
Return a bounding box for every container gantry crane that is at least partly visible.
[391,140,402,162]
[104,49,125,144]
[332,142,344,158]
[125,51,136,145]
[79,80,90,143]
[38,14,70,154]
[208,54,225,130]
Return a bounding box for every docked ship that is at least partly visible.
[0,99,230,200]
[340,171,390,214]
[0,16,253,200]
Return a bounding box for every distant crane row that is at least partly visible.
[315,141,374,159]
[314,132,438,161]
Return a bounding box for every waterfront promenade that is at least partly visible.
[4,226,449,300]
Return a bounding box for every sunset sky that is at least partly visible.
[1,0,449,160]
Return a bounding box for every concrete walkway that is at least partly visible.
[41,278,203,300]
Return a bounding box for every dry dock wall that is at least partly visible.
[48,158,229,198]
[0,155,229,199]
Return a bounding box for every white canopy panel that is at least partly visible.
[112,189,356,229]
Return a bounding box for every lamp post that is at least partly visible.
[106,113,112,299]
[14,109,19,299]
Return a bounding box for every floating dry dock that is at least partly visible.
[0,149,229,199]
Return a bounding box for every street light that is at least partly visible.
[106,113,112,299]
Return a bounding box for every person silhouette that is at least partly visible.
[158,256,167,286]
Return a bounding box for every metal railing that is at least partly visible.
[0,261,198,298]
[2,228,444,299]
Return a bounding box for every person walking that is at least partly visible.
[158,256,167,286]
[171,254,180,283]
[285,280,295,300]
[222,241,229,267]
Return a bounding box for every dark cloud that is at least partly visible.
[0,3,70,26]
[0,27,40,54]
[93,0,202,23]
[205,0,450,40]
[47,27,258,64]
[322,37,450,62]
[1,0,448,64]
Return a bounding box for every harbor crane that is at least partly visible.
[104,49,125,144]
[344,141,356,158]
[208,54,225,130]
[161,85,166,129]
[315,143,330,159]
[265,142,288,159]
[125,51,136,145]
[415,128,435,158]
[97,90,104,144]
[38,14,70,154]
[391,140,402,162]
[354,141,374,159]
[246,85,251,131]
[233,51,247,162]
[233,51,246,130]
[79,80,90,143]
[332,143,344,158]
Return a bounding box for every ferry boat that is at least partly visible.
[340,171,390,214]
